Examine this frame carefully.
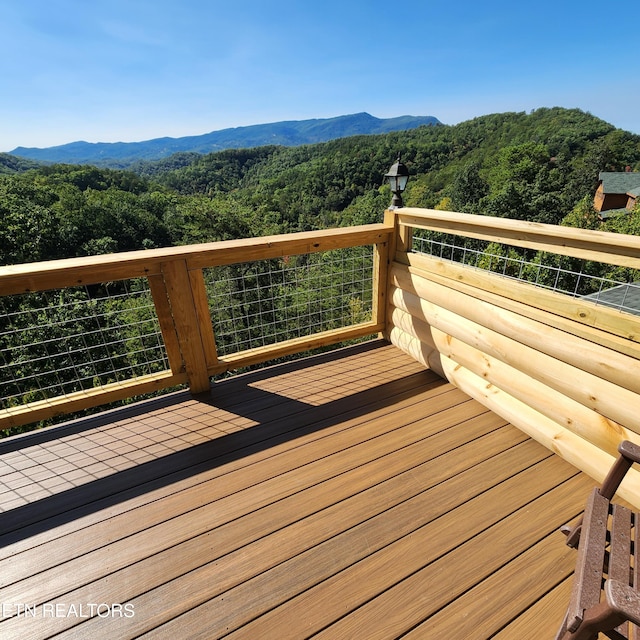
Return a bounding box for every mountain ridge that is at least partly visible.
[9,112,440,167]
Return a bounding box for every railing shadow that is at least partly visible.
[0,342,444,547]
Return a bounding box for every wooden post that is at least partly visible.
[160,259,211,394]
[372,240,389,332]
[382,209,412,341]
[147,274,184,376]
[384,208,413,261]
[188,269,219,371]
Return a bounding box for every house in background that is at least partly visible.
[594,169,640,214]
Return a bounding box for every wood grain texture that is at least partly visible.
[404,251,640,350]
[398,207,640,268]
[160,259,210,392]
[0,225,392,295]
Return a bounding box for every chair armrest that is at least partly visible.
[600,440,640,500]
[619,440,640,464]
[562,441,640,549]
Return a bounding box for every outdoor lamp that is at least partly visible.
[385,154,409,208]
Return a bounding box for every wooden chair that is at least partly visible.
[556,441,640,640]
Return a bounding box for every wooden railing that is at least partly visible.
[384,207,640,508]
[3,207,640,508]
[0,224,391,431]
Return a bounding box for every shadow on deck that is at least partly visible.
[0,340,593,639]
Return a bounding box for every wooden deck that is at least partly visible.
[0,340,595,639]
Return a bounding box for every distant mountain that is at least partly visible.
[9,113,441,167]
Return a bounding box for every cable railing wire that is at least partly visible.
[0,279,169,410]
[413,233,640,316]
[203,247,374,357]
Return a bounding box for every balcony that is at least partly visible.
[1,208,640,638]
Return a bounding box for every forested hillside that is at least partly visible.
[0,153,41,175]
[2,107,640,268]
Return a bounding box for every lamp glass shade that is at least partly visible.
[394,174,408,192]
[387,173,408,194]
[385,155,409,207]
[385,157,409,194]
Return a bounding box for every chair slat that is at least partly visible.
[567,489,610,631]
[611,504,633,638]
[610,504,633,584]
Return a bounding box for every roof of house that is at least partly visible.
[598,171,640,194]
[582,282,640,316]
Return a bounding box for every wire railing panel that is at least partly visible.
[413,232,640,316]
[203,247,375,357]
[0,279,169,411]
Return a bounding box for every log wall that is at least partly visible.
[385,208,640,509]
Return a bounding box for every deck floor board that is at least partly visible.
[0,340,595,639]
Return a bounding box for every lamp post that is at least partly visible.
[385,154,409,208]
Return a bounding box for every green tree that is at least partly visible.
[450,162,488,212]
[560,195,601,230]
[0,178,60,264]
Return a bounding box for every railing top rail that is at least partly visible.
[0,223,392,296]
[396,208,640,269]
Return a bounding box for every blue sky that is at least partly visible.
[1,0,638,152]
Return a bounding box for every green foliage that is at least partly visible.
[168,194,261,244]
[0,152,42,175]
[0,178,61,264]
[4,108,640,259]
[449,162,489,213]
[478,142,567,223]
[560,195,601,229]
[476,242,525,277]
[339,188,393,226]
[159,147,281,195]
[0,165,174,264]
[601,204,640,236]
[1,109,639,294]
